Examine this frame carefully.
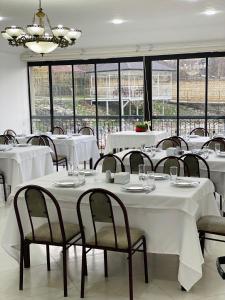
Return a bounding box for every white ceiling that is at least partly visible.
[0,0,225,57]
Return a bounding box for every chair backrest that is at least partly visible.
[94,154,125,173]
[156,138,179,150]
[77,188,132,249]
[41,135,59,161]
[122,150,153,174]
[4,129,16,136]
[170,136,189,150]
[154,156,182,175]
[5,134,18,144]
[14,185,66,243]
[180,153,210,178]
[202,137,225,152]
[52,126,65,135]
[0,135,9,144]
[78,126,94,135]
[190,127,208,136]
[27,135,46,146]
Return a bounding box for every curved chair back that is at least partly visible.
[78,126,94,135]
[14,185,67,243]
[52,126,65,135]
[170,136,189,150]
[77,188,132,249]
[4,129,16,136]
[180,153,210,178]
[5,134,18,144]
[190,127,208,136]
[202,137,225,152]
[94,154,125,173]
[156,138,180,150]
[154,156,182,175]
[122,150,153,174]
[0,135,9,144]
[27,135,46,146]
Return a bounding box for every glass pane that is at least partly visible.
[52,65,73,133]
[208,57,225,134]
[96,63,120,149]
[120,62,144,130]
[152,60,177,135]
[29,66,51,132]
[179,58,206,135]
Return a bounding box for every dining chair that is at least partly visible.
[26,135,46,146]
[5,134,18,144]
[180,153,210,178]
[201,137,225,151]
[154,156,183,175]
[4,129,16,136]
[14,185,81,297]
[122,150,153,174]
[190,127,209,136]
[76,188,149,300]
[93,154,125,173]
[41,135,68,171]
[0,173,7,202]
[52,126,65,135]
[78,126,94,135]
[0,135,9,144]
[156,138,179,150]
[170,136,189,150]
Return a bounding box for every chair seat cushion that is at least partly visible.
[25,222,80,243]
[197,215,225,234]
[51,153,66,162]
[87,226,144,249]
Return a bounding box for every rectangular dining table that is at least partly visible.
[0,145,54,190]
[16,134,100,167]
[104,130,169,153]
[2,170,219,291]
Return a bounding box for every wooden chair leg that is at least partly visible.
[128,251,133,300]
[19,242,24,290]
[24,242,30,268]
[62,246,68,297]
[65,158,68,171]
[46,245,51,271]
[2,176,7,202]
[142,237,149,283]
[104,250,108,278]
[80,246,86,298]
[199,232,205,256]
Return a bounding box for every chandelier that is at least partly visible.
[1,0,81,55]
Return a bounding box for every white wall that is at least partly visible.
[0,52,30,134]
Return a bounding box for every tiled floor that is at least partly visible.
[1,192,225,300]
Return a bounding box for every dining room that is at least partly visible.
[1,1,225,300]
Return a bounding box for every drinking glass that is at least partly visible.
[78,170,85,183]
[141,144,145,151]
[68,162,74,176]
[138,164,146,184]
[146,171,155,187]
[215,143,220,154]
[170,166,178,182]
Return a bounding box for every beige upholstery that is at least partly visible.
[25,222,80,243]
[87,226,144,249]
[197,216,225,234]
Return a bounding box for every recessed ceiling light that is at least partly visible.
[202,8,221,16]
[111,19,126,25]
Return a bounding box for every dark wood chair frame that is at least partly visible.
[41,135,68,172]
[121,150,154,173]
[180,153,210,178]
[154,156,187,176]
[190,127,209,136]
[93,154,125,172]
[4,129,16,136]
[26,135,46,145]
[78,126,94,135]
[0,173,7,202]
[156,138,180,149]
[170,136,189,150]
[14,185,81,297]
[52,126,65,135]
[201,137,225,150]
[5,134,19,144]
[76,188,149,300]
[0,135,9,144]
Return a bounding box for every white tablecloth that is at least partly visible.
[0,145,54,190]
[17,134,99,167]
[2,171,219,291]
[104,131,169,153]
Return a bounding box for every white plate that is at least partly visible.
[189,135,199,138]
[122,184,145,192]
[217,152,225,157]
[171,180,199,188]
[72,133,81,136]
[54,179,85,188]
[151,173,170,180]
[14,144,31,147]
[83,170,96,176]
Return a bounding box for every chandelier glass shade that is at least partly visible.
[1,0,81,55]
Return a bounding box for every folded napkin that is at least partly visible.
[114,172,130,184]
